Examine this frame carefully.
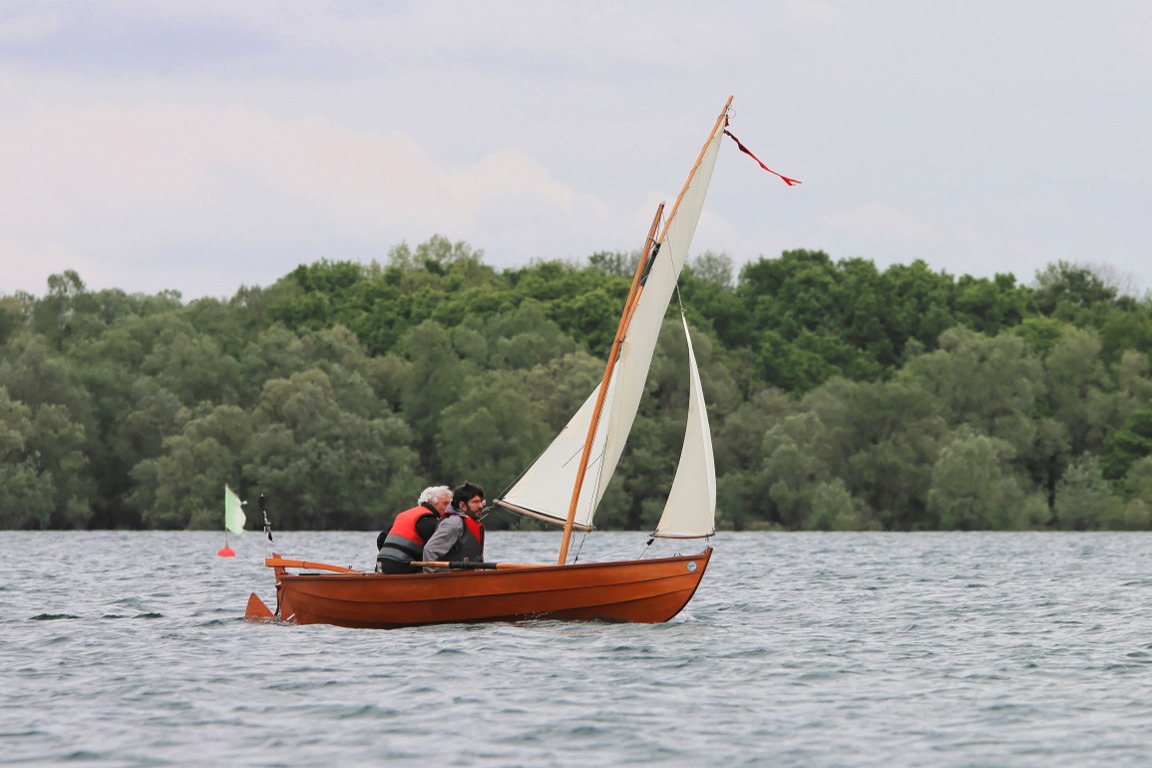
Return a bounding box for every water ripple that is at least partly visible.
[4,530,1152,766]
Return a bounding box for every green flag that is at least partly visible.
[225,485,246,535]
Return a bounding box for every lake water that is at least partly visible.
[3,530,1152,767]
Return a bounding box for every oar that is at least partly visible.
[411,561,540,570]
[264,557,364,573]
[266,557,539,573]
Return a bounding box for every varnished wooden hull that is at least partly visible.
[256,548,711,629]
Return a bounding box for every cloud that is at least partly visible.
[0,102,616,297]
[0,8,71,44]
[816,202,943,249]
[2,1,1151,299]
[0,233,90,297]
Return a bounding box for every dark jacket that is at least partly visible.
[421,510,484,571]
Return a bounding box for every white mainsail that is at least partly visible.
[498,103,727,531]
[653,315,716,538]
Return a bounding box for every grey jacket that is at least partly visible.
[422,512,484,572]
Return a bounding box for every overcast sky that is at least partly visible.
[1,1,1150,300]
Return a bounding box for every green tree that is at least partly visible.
[1011,316,1071,357]
[30,270,87,350]
[687,250,734,290]
[926,432,1043,530]
[876,260,958,355]
[713,388,796,479]
[237,325,311,403]
[0,388,56,528]
[0,335,94,429]
[1052,454,1122,530]
[484,302,576,370]
[1097,303,1152,364]
[434,372,553,502]
[30,404,94,527]
[0,296,22,346]
[587,250,638,278]
[514,350,604,432]
[1116,457,1152,529]
[244,370,419,529]
[1033,260,1117,315]
[1101,407,1152,480]
[757,413,826,529]
[129,404,252,529]
[397,321,467,474]
[954,273,1032,335]
[901,328,1043,459]
[141,328,241,407]
[805,479,870,531]
[1044,327,1114,457]
[612,411,679,530]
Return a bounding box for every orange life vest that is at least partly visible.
[378,504,440,561]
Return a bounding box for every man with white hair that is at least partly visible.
[375,485,451,574]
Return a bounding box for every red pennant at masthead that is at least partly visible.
[723,128,801,186]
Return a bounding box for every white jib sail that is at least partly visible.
[654,315,716,538]
[499,107,726,529]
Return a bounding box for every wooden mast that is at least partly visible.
[655,96,733,247]
[556,203,662,566]
[556,96,734,566]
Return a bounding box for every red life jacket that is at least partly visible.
[463,515,485,554]
[439,510,485,563]
[378,504,440,561]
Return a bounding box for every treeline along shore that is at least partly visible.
[3,236,1152,532]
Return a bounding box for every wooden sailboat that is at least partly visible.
[245,97,735,629]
